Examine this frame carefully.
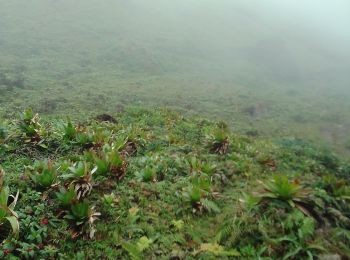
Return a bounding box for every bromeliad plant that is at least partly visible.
[65,161,97,200]
[62,120,77,141]
[55,186,77,207]
[19,108,43,143]
[29,160,58,189]
[0,168,19,242]
[186,157,216,176]
[75,125,93,148]
[208,128,230,155]
[135,167,156,182]
[87,144,127,180]
[65,200,101,239]
[256,175,312,215]
[90,127,113,149]
[183,175,220,214]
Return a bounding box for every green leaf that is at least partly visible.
[202,199,221,213]
[122,242,141,260]
[283,247,302,260]
[5,215,19,237]
[137,236,152,252]
[171,219,184,231]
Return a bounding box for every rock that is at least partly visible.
[95,114,117,123]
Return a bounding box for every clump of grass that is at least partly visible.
[136,167,156,182]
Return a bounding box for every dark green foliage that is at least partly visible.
[69,201,90,222]
[56,186,76,207]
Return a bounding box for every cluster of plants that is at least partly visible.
[0,108,349,258]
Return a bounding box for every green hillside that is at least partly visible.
[0,108,349,259]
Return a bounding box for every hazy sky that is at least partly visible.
[0,0,349,86]
[250,0,350,47]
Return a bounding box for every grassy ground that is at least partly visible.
[0,108,349,259]
[1,67,350,157]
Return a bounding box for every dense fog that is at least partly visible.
[0,0,349,153]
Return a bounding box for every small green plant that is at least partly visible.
[257,175,312,215]
[187,157,216,175]
[29,160,57,189]
[89,145,126,180]
[63,120,76,140]
[122,236,153,260]
[322,175,350,199]
[90,127,112,148]
[69,201,90,223]
[279,210,325,259]
[66,201,101,239]
[0,169,19,242]
[67,161,97,200]
[209,128,230,154]
[55,186,76,207]
[183,176,220,213]
[75,126,93,147]
[102,193,117,207]
[239,192,261,213]
[108,150,126,180]
[259,176,308,202]
[19,108,42,142]
[136,167,156,182]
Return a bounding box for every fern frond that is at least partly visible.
[201,199,221,213]
[122,242,141,260]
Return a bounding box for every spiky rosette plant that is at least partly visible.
[183,175,220,214]
[65,200,101,239]
[121,139,138,157]
[89,144,127,180]
[67,162,97,200]
[209,128,230,155]
[90,127,112,149]
[62,120,77,141]
[19,108,43,143]
[29,160,58,189]
[55,185,77,208]
[135,167,156,182]
[256,175,312,216]
[75,125,94,148]
[0,168,19,243]
[109,149,127,180]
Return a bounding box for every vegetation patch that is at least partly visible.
[0,108,349,259]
